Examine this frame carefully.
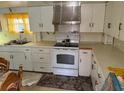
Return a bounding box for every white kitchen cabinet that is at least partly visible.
[41,6,54,32]
[31,48,52,72]
[12,52,32,71]
[80,4,92,32]
[12,52,26,70]
[119,3,124,41]
[28,7,42,32]
[0,47,33,71]
[111,2,122,38]
[79,49,92,76]
[91,4,105,32]
[0,51,13,69]
[104,2,124,41]
[28,6,54,32]
[91,54,106,91]
[104,2,113,35]
[80,3,105,32]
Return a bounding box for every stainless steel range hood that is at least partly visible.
[53,1,81,25]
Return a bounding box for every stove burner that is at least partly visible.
[54,43,79,47]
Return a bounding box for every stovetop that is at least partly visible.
[54,42,79,47]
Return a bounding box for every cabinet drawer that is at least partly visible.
[32,53,49,62]
[34,63,52,72]
[34,62,51,67]
[32,48,49,53]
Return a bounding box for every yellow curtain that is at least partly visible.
[22,18,32,34]
[5,13,28,18]
[5,13,32,34]
[7,18,15,33]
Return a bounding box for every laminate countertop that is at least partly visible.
[23,41,56,48]
[80,42,124,78]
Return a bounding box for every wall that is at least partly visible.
[80,32,104,43]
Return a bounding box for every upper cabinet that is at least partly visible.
[104,2,124,41]
[104,2,113,36]
[80,3,105,32]
[28,6,54,32]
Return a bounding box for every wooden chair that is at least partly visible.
[0,57,9,73]
[0,65,23,91]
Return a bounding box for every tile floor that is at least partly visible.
[21,72,66,91]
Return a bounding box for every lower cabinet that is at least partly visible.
[12,52,33,71]
[31,48,52,73]
[0,51,13,69]
[79,49,92,76]
[91,55,105,91]
[0,47,33,71]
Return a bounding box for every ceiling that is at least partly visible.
[0,1,106,8]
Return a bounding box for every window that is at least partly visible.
[5,13,32,34]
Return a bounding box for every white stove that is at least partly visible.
[52,42,79,76]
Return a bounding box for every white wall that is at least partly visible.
[80,32,104,43]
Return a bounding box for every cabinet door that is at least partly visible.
[79,50,92,76]
[28,7,42,32]
[41,6,54,32]
[12,52,26,70]
[80,4,92,32]
[91,3,105,32]
[24,53,33,71]
[0,52,13,69]
[119,3,124,41]
[104,2,113,35]
[111,2,122,38]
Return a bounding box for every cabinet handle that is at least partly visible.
[108,23,111,29]
[11,55,13,59]
[39,23,42,27]
[89,23,92,27]
[119,23,122,31]
[92,23,94,27]
[92,64,94,69]
[83,52,88,54]
[94,61,96,64]
[25,49,29,51]
[95,80,99,86]
[40,57,44,59]
[10,55,12,59]
[25,56,27,60]
[42,24,43,27]
[40,67,44,69]
[98,73,101,78]
[80,59,81,63]
[39,50,43,51]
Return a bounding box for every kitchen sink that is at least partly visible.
[4,40,31,45]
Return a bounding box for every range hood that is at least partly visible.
[53,1,81,25]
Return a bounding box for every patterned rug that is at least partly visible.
[37,74,93,91]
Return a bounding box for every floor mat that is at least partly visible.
[37,74,93,91]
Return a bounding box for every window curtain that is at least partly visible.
[5,13,32,34]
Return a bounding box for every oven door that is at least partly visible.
[52,48,79,69]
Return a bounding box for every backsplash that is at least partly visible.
[41,31,79,43]
[114,38,124,53]
[80,33,104,43]
[41,32,104,43]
